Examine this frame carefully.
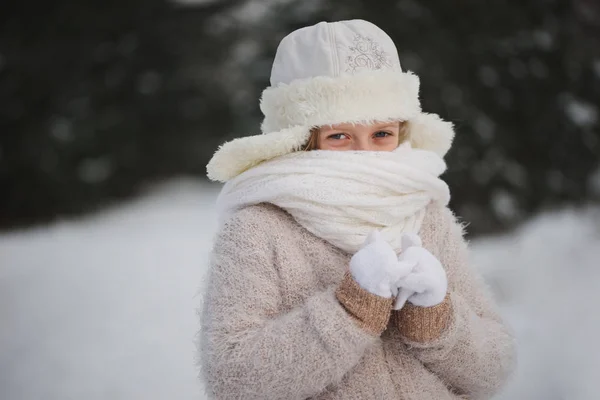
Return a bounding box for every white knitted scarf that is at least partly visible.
[216,142,451,254]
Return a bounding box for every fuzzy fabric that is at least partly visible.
[206,125,310,182]
[393,294,454,343]
[259,70,420,133]
[350,231,414,298]
[198,202,516,399]
[335,271,395,335]
[394,233,449,310]
[215,143,451,254]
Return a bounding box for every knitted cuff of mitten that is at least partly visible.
[393,294,453,342]
[335,271,394,336]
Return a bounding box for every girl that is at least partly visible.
[199,19,515,399]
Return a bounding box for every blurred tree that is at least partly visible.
[0,0,238,228]
[1,0,599,234]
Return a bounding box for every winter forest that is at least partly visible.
[1,0,600,399]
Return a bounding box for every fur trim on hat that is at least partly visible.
[206,125,310,182]
[407,113,455,158]
[260,70,421,133]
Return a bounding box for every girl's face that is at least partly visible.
[316,121,401,152]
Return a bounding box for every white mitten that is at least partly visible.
[350,231,415,298]
[393,233,448,309]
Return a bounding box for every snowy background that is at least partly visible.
[1,178,599,400]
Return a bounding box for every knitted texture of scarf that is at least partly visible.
[216,143,451,254]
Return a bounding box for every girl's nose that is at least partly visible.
[352,139,372,151]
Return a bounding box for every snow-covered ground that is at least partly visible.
[1,178,599,400]
[476,206,600,400]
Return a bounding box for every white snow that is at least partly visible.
[564,95,599,128]
[478,206,600,400]
[1,178,599,400]
[0,179,220,400]
[490,188,520,221]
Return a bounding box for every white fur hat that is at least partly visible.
[207,19,455,182]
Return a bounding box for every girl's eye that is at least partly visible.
[374,131,392,138]
[327,133,346,140]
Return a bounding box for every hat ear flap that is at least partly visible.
[206,125,311,182]
[407,113,455,158]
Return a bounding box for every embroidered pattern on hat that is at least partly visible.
[346,34,393,73]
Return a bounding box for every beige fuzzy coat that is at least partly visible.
[198,202,515,399]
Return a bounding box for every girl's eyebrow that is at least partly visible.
[373,124,398,129]
[321,127,348,132]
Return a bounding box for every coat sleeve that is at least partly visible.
[198,209,390,400]
[393,206,516,398]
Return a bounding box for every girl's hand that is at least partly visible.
[393,233,448,310]
[350,231,414,298]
